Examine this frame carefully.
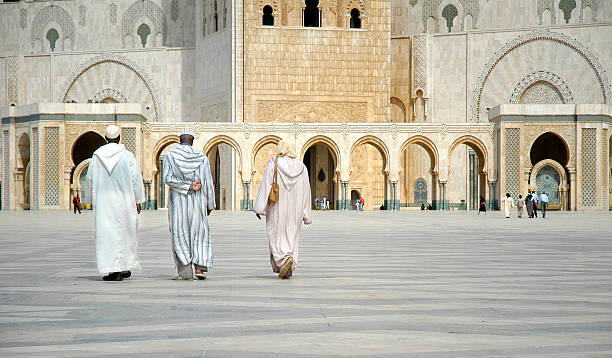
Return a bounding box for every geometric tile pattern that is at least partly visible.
[519,81,564,104]
[44,127,60,207]
[31,5,75,50]
[581,128,597,207]
[171,0,179,22]
[414,177,427,204]
[79,5,86,26]
[31,128,39,210]
[504,128,520,200]
[422,0,479,32]
[602,129,608,207]
[510,70,574,104]
[122,0,166,47]
[110,3,117,25]
[121,127,137,154]
[2,130,9,209]
[7,57,18,105]
[19,9,27,29]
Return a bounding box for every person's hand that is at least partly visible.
[256,213,261,220]
[192,180,202,191]
[136,203,141,214]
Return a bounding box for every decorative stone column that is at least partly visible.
[569,168,576,211]
[439,180,447,210]
[242,181,252,210]
[158,155,165,209]
[390,180,398,210]
[143,179,152,210]
[341,180,349,210]
[488,179,497,210]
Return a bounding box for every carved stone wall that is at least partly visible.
[20,9,27,30]
[43,127,60,206]
[520,82,564,104]
[504,128,520,199]
[31,128,39,210]
[7,57,18,105]
[92,88,128,103]
[510,71,574,104]
[421,0,479,32]
[79,5,86,26]
[602,128,608,208]
[31,5,75,51]
[581,128,597,207]
[110,3,117,25]
[537,0,556,24]
[121,127,137,154]
[122,0,167,48]
[2,130,9,209]
[412,35,426,95]
[256,101,367,123]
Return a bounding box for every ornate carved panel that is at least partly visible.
[79,5,87,26]
[510,71,574,104]
[121,127,137,154]
[602,128,607,207]
[414,177,427,203]
[31,5,75,50]
[520,82,564,104]
[44,127,60,206]
[92,88,128,103]
[2,130,9,209]
[31,128,39,210]
[536,165,560,203]
[256,101,367,123]
[537,0,556,24]
[110,3,117,25]
[122,0,167,47]
[20,9,27,29]
[581,128,597,207]
[504,128,520,199]
[412,35,426,95]
[7,57,18,105]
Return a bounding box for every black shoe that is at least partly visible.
[121,271,131,279]
[103,272,123,281]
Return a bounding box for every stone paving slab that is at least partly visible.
[0,210,611,357]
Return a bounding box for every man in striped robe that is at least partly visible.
[163,130,216,280]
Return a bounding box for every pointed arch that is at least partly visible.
[399,135,439,174]
[203,135,243,175]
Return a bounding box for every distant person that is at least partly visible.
[356,198,360,210]
[359,196,364,211]
[421,203,425,211]
[478,195,486,215]
[164,129,216,280]
[516,194,524,218]
[321,196,327,211]
[427,204,432,210]
[72,194,81,214]
[254,139,312,279]
[504,193,514,218]
[525,192,534,218]
[531,191,539,218]
[314,196,319,210]
[87,125,144,281]
[540,191,549,218]
[325,199,330,211]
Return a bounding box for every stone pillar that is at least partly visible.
[242,181,252,210]
[63,166,72,211]
[390,179,398,210]
[439,180,447,210]
[488,179,497,211]
[339,181,346,210]
[143,180,152,210]
[569,168,576,211]
[158,155,165,209]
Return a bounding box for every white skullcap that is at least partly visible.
[105,125,120,139]
[179,128,195,138]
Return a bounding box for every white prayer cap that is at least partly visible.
[179,128,195,138]
[105,125,120,139]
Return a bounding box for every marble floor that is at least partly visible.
[0,210,611,357]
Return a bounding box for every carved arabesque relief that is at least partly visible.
[256,101,367,123]
[510,71,574,104]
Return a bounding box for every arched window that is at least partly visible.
[559,0,576,23]
[303,0,320,27]
[137,23,151,47]
[46,28,59,52]
[214,0,218,31]
[350,8,361,28]
[441,4,458,32]
[262,5,274,26]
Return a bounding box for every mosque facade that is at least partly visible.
[1,0,610,211]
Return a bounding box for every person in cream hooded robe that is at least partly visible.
[87,125,144,281]
[254,139,312,279]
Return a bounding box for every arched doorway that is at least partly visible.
[70,131,106,207]
[16,133,31,209]
[349,137,389,210]
[204,137,242,211]
[529,132,570,210]
[400,136,438,209]
[251,136,281,209]
[447,136,487,210]
[350,189,360,210]
[302,139,339,210]
[155,142,179,209]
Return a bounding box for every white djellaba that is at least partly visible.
[87,125,144,276]
[254,139,312,279]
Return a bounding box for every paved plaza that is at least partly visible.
[1,210,612,357]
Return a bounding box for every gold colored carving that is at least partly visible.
[255,101,367,123]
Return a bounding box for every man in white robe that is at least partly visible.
[164,130,215,280]
[254,140,312,279]
[87,125,144,281]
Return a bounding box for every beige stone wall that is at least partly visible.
[243,0,391,124]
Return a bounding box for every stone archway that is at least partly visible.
[152,135,180,209]
[204,135,244,211]
[529,159,568,210]
[529,132,571,210]
[399,135,439,209]
[349,135,390,210]
[16,133,31,210]
[301,136,341,210]
[447,135,488,210]
[251,135,281,204]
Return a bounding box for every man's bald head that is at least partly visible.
[180,134,194,145]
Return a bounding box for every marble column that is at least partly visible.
[569,168,576,211]
[390,179,398,210]
[439,180,447,210]
[340,180,348,210]
[158,155,165,209]
[488,179,497,211]
[143,180,151,210]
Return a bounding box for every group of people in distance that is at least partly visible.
[87,125,311,281]
[503,190,549,219]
